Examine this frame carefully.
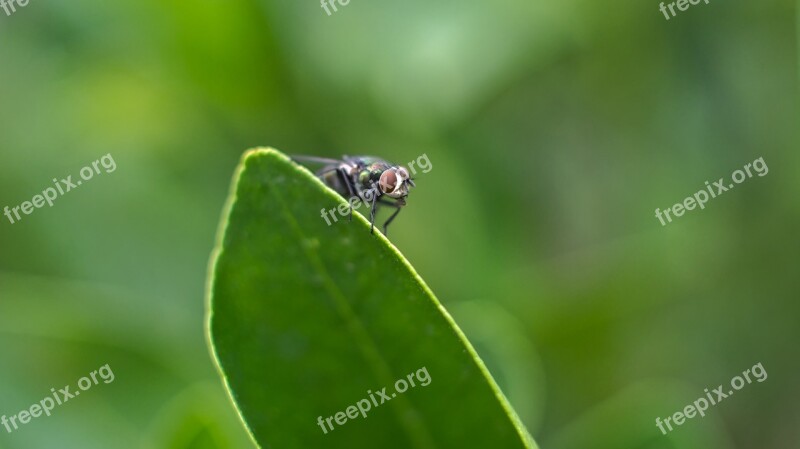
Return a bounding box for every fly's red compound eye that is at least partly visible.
[379,170,398,194]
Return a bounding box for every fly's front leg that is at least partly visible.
[378,199,402,236]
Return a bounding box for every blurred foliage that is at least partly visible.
[0,0,798,447]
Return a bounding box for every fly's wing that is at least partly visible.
[290,155,355,199]
[290,155,343,166]
[291,154,344,181]
[343,155,391,167]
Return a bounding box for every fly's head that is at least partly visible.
[379,166,413,204]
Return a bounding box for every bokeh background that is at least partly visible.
[0,0,797,448]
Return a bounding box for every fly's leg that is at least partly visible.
[369,193,379,234]
[377,199,402,236]
[337,167,357,222]
[383,208,402,236]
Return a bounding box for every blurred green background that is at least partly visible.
[0,0,797,447]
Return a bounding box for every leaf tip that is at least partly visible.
[241,147,290,165]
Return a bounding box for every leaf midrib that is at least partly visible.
[262,160,438,449]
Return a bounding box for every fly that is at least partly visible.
[292,155,415,235]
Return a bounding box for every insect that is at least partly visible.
[292,155,415,235]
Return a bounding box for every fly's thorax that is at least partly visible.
[354,172,382,203]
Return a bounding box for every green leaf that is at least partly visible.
[206,148,537,449]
